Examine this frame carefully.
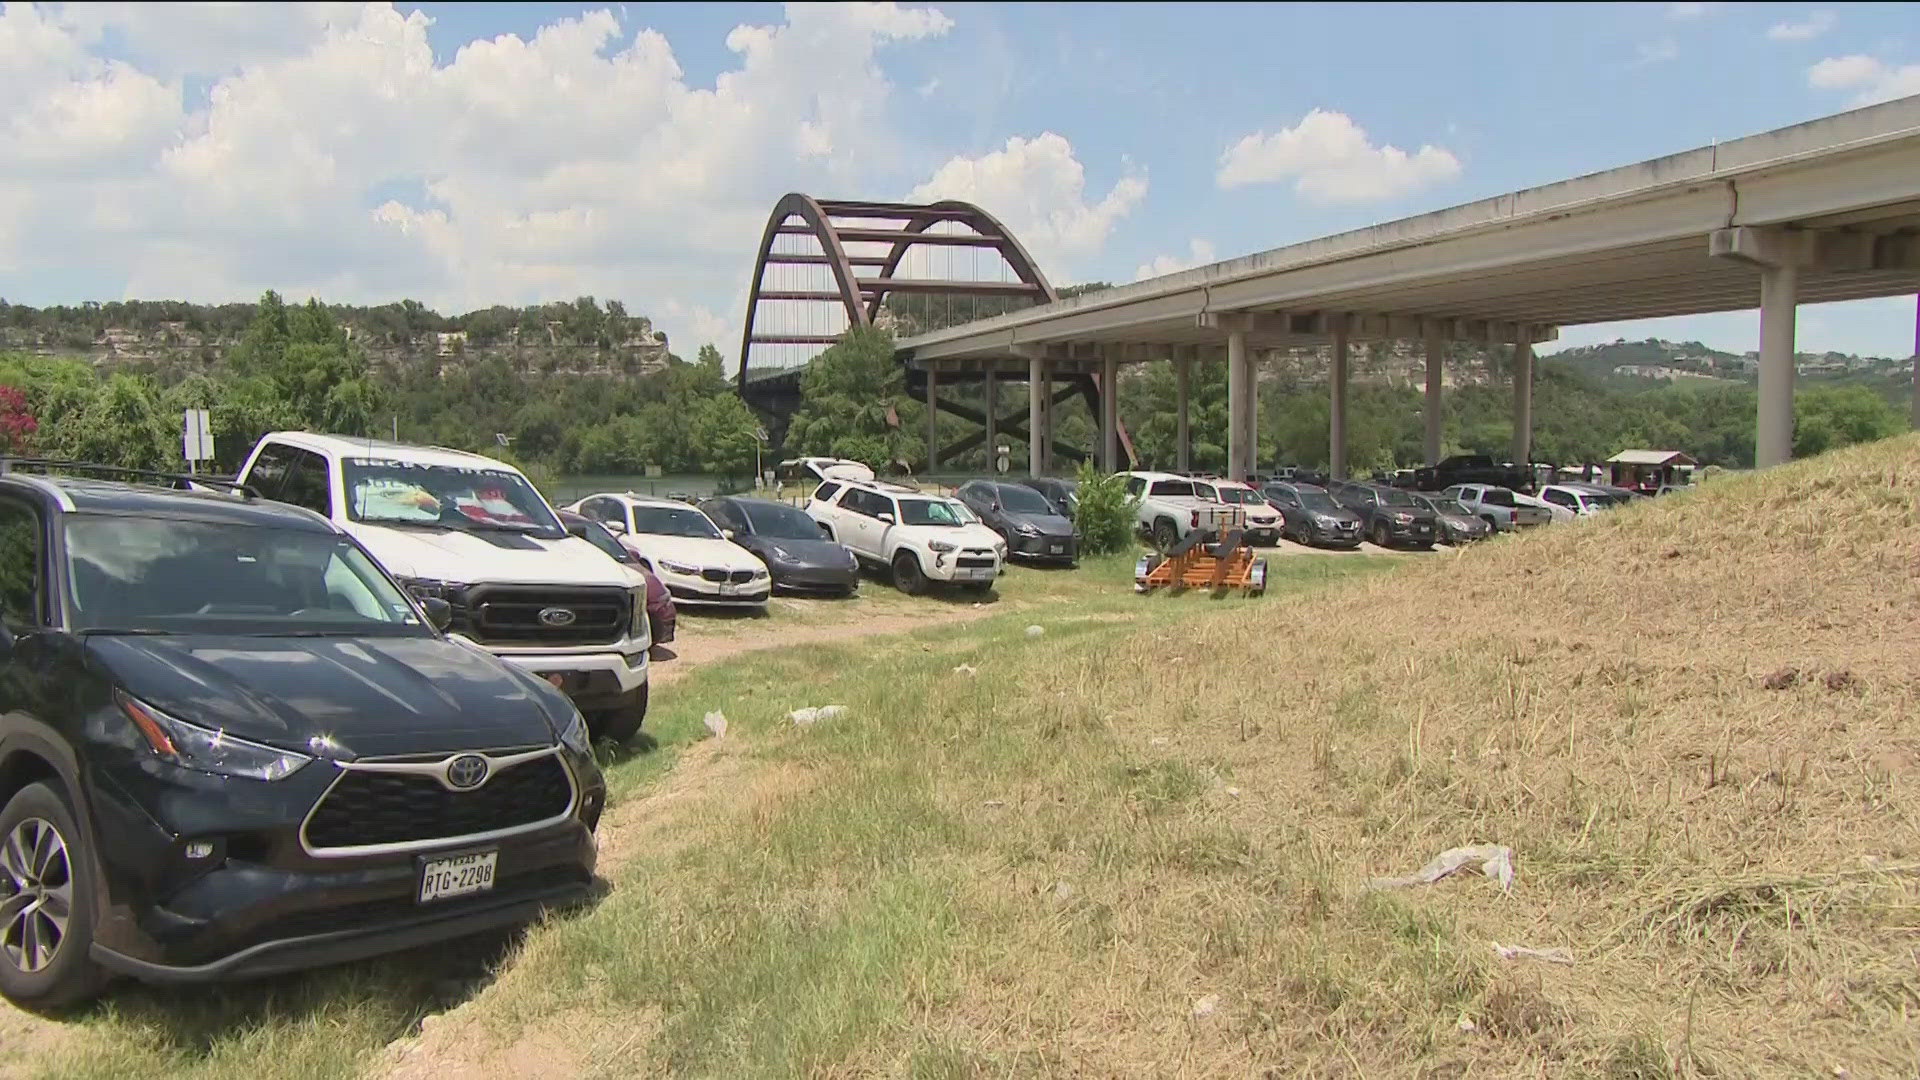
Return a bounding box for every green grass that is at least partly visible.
[15,549,1394,1080]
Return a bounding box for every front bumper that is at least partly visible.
[664,584,771,607]
[768,563,862,593]
[1379,521,1437,545]
[1243,522,1282,546]
[1006,533,1078,562]
[922,556,1002,583]
[86,753,604,982]
[1302,521,1363,547]
[494,645,648,711]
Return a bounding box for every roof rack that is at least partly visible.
[0,458,261,499]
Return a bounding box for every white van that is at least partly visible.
[235,433,651,742]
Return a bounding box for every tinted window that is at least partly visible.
[1543,489,1576,508]
[630,505,722,538]
[568,517,634,564]
[279,448,332,515]
[996,485,1053,515]
[246,443,293,500]
[742,500,829,540]
[899,499,967,526]
[1480,489,1517,507]
[1148,480,1196,497]
[1124,477,1145,497]
[812,481,841,503]
[0,499,43,627]
[1375,487,1417,507]
[702,501,741,531]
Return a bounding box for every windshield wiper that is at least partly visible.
[80,627,174,636]
[453,520,548,535]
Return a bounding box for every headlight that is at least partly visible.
[1014,522,1040,536]
[994,541,1008,559]
[629,586,648,639]
[750,567,769,579]
[928,540,957,553]
[659,560,698,575]
[117,691,311,781]
[770,545,796,563]
[398,576,468,601]
[558,708,592,755]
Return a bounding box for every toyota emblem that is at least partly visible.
[445,754,490,790]
[538,607,578,627]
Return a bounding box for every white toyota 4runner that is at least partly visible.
[805,477,1006,594]
[236,433,652,742]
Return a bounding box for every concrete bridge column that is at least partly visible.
[1329,320,1349,480]
[1423,325,1445,465]
[1100,350,1120,472]
[1226,329,1251,481]
[1028,356,1046,476]
[983,372,998,473]
[1757,266,1799,468]
[925,368,939,472]
[1174,349,1192,473]
[1511,332,1534,466]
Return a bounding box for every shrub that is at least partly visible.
[1073,463,1140,555]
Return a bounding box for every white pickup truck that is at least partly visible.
[806,477,1006,595]
[1121,471,1245,550]
[235,433,653,743]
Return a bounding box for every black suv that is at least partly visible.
[0,463,604,1009]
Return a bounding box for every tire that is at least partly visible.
[590,684,648,746]
[892,551,928,595]
[1480,515,1499,532]
[1371,521,1391,548]
[0,782,107,1012]
[1151,518,1178,551]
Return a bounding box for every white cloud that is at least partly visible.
[1808,53,1920,105]
[1635,38,1679,65]
[1134,239,1216,281]
[1768,10,1835,41]
[907,133,1147,277]
[1215,109,1461,203]
[0,1,963,359]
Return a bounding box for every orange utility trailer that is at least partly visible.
[1133,527,1268,596]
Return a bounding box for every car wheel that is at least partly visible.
[892,551,928,595]
[591,684,648,746]
[1370,521,1391,548]
[1480,515,1499,531]
[0,783,107,1012]
[1151,518,1178,551]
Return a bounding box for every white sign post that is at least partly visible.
[182,409,213,473]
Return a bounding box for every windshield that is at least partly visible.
[996,485,1056,515]
[65,517,429,637]
[899,499,967,526]
[631,505,722,539]
[1294,489,1339,511]
[568,518,634,563]
[1148,480,1196,498]
[1375,487,1419,507]
[741,501,825,540]
[1217,486,1266,505]
[1429,498,1472,516]
[343,458,562,538]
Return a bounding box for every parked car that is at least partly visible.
[1327,480,1439,549]
[558,510,674,645]
[776,457,874,486]
[1017,476,1079,518]
[1441,484,1552,532]
[1516,490,1575,524]
[1413,454,1533,493]
[0,464,604,1008]
[1121,471,1244,550]
[699,495,861,596]
[1409,492,1493,544]
[1262,482,1362,548]
[1187,478,1284,545]
[955,480,1078,564]
[565,494,770,610]
[1540,483,1623,514]
[237,434,651,742]
[806,477,1005,594]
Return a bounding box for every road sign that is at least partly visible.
[182,409,213,463]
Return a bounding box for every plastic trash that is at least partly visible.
[1025,625,1044,637]
[953,664,978,676]
[1190,994,1219,1019]
[702,710,727,739]
[1491,941,1573,964]
[789,704,848,726]
[1368,844,1514,893]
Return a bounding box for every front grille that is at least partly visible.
[462,585,628,646]
[305,754,573,851]
[956,556,996,568]
[698,568,754,584]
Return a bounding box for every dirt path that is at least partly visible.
[0,1006,72,1080]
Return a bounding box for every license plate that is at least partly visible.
[959,567,995,580]
[1049,543,1064,554]
[419,851,497,903]
[717,582,735,595]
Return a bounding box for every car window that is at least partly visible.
[630,504,723,539]
[1376,487,1417,507]
[1543,489,1575,508]
[1124,477,1145,497]
[703,501,741,532]
[278,447,332,516]
[741,500,827,540]
[899,499,966,526]
[1480,488,1516,507]
[246,443,294,500]
[996,485,1053,515]
[812,481,841,504]
[1148,479,1196,497]
[343,458,563,538]
[0,498,44,628]
[568,516,635,564]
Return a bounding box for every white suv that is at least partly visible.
[235,433,651,742]
[806,478,1005,594]
[565,493,770,609]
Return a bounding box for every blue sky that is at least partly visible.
[4,1,1918,360]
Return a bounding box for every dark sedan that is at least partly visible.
[700,496,862,596]
[1328,480,1439,549]
[1409,493,1492,545]
[956,479,1079,564]
[559,510,675,644]
[1018,476,1079,518]
[1262,481,1363,548]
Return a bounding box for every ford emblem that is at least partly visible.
[538,607,578,627]
[446,754,490,790]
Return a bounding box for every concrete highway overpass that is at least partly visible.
[896,95,1920,479]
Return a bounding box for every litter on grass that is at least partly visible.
[1368,844,1514,893]
[702,710,728,739]
[1492,941,1573,964]
[789,704,848,726]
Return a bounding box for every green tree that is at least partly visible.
[785,328,921,468]
[1794,385,1902,457]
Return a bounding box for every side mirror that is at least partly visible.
[419,596,453,632]
[877,512,895,524]
[603,520,627,535]
[722,528,736,540]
